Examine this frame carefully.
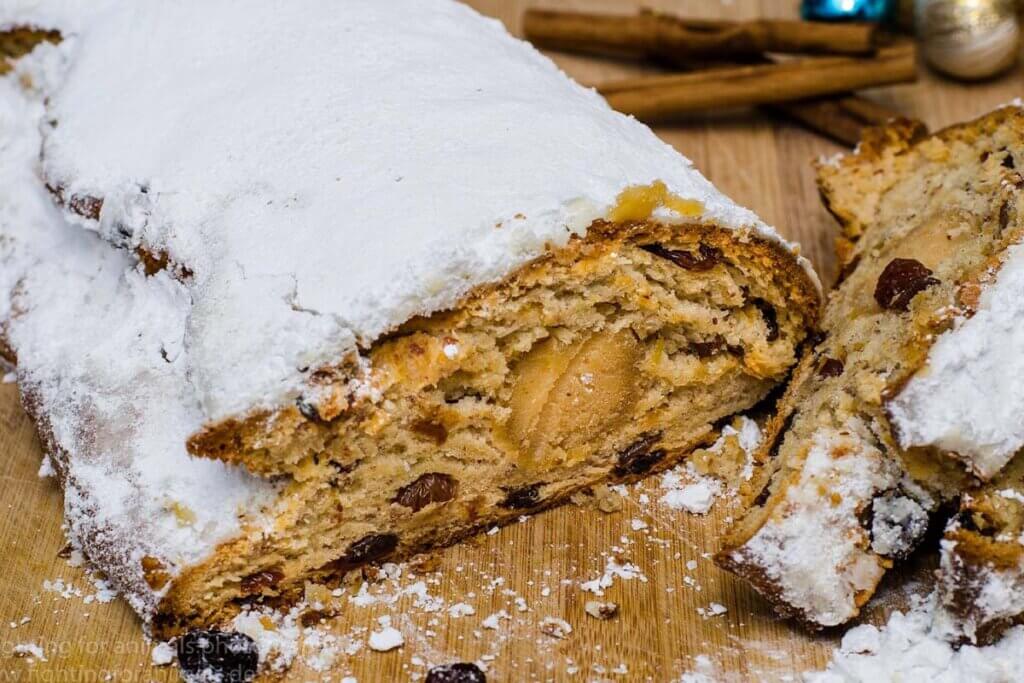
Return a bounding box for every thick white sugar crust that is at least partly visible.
[889,242,1024,480]
[18,0,814,421]
[0,57,275,622]
[734,422,898,626]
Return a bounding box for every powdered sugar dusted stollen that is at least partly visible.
[8,0,820,477]
[0,52,276,630]
[0,5,821,636]
[717,105,1024,629]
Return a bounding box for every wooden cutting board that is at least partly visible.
[1,1,1021,681]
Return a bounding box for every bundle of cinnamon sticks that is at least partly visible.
[523,9,920,145]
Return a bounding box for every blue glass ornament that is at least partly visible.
[801,0,896,22]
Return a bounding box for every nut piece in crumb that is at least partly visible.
[539,616,573,639]
[584,600,619,620]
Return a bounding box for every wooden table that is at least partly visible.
[1,1,1021,681]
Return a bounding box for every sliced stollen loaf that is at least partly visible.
[0,1,819,636]
[716,105,1024,628]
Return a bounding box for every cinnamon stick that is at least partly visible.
[523,9,881,62]
[770,95,905,146]
[597,45,916,121]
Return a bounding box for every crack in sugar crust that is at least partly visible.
[0,59,276,626]
[14,0,814,429]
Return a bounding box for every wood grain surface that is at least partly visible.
[1,1,1021,681]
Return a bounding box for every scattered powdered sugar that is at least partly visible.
[231,605,302,672]
[150,641,175,666]
[659,468,722,514]
[580,557,647,596]
[481,610,510,630]
[13,642,46,662]
[680,654,718,682]
[658,416,762,514]
[808,592,1024,682]
[36,455,55,478]
[539,616,573,639]
[368,616,404,652]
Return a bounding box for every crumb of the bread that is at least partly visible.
[584,601,619,620]
[539,616,572,639]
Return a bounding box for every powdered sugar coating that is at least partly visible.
[726,422,900,626]
[18,0,814,422]
[0,57,275,623]
[810,592,1024,682]
[888,243,1024,480]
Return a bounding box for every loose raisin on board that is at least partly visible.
[641,243,721,271]
[874,258,939,311]
[394,472,458,512]
[177,630,258,683]
[613,433,665,476]
[425,662,487,683]
[499,483,542,509]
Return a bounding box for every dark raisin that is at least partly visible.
[500,483,543,509]
[818,357,844,378]
[642,243,721,271]
[752,481,773,507]
[177,630,259,683]
[296,397,320,421]
[1003,153,1015,169]
[394,472,458,512]
[874,258,940,311]
[239,568,284,595]
[752,298,779,341]
[613,433,665,476]
[343,533,398,564]
[425,662,487,683]
[412,420,448,445]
